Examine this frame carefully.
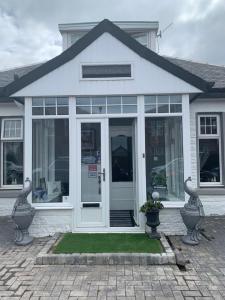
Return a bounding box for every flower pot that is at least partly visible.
[146,208,161,239]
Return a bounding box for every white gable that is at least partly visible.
[13,33,202,97]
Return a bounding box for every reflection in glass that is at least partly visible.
[81,123,101,202]
[145,117,184,201]
[111,135,133,182]
[32,119,69,203]
[199,139,220,183]
[3,142,23,185]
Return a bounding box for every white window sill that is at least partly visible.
[199,184,224,188]
[32,204,73,210]
[0,186,23,190]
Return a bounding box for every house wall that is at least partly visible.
[0,198,16,216]
[190,97,225,216]
[29,209,73,237]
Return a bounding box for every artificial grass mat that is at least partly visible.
[53,233,163,253]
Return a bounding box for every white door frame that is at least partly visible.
[75,118,109,228]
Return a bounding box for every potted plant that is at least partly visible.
[140,192,164,239]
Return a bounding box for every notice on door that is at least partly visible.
[88,164,97,178]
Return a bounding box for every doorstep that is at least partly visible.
[35,233,176,265]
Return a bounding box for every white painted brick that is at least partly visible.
[29,209,73,237]
[0,198,16,216]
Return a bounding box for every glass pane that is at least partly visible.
[107,105,121,114]
[32,119,69,203]
[3,142,23,185]
[107,96,121,105]
[3,120,22,138]
[158,104,169,113]
[45,107,56,115]
[206,117,211,125]
[92,97,106,106]
[199,139,220,183]
[57,106,69,115]
[145,117,184,201]
[111,135,133,182]
[158,95,169,104]
[170,104,182,113]
[170,95,182,104]
[57,97,68,106]
[76,97,91,106]
[212,125,217,134]
[122,96,137,105]
[45,98,56,106]
[145,96,156,105]
[145,105,156,113]
[82,64,131,78]
[76,106,91,114]
[32,98,44,106]
[81,123,101,202]
[200,125,206,135]
[92,106,106,114]
[123,105,137,113]
[32,107,44,115]
[200,117,205,126]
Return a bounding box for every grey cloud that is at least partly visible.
[0,0,225,70]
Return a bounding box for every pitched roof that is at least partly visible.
[0,63,43,88]
[0,19,212,97]
[1,58,225,92]
[165,57,225,89]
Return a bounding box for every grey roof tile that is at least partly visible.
[165,56,225,88]
[0,63,43,88]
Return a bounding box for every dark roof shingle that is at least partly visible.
[0,63,43,88]
[165,56,225,89]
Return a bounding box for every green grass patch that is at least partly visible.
[53,233,163,254]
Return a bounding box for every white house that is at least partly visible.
[0,19,225,236]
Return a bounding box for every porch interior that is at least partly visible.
[109,118,137,227]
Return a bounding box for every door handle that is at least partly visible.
[98,168,105,181]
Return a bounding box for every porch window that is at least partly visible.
[145,117,184,201]
[198,114,222,186]
[76,96,137,114]
[145,95,182,114]
[32,119,69,203]
[32,97,69,116]
[1,119,23,187]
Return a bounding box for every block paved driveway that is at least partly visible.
[1,216,225,299]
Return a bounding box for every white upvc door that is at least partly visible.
[76,118,109,228]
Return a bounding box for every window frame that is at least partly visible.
[1,118,24,189]
[1,118,23,140]
[80,62,134,81]
[197,114,223,187]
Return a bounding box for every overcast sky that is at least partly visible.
[0,0,225,70]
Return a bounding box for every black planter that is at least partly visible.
[146,208,161,239]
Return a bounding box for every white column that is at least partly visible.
[182,94,192,201]
[137,95,146,227]
[69,96,76,230]
[24,97,32,203]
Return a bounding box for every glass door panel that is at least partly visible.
[81,123,101,203]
